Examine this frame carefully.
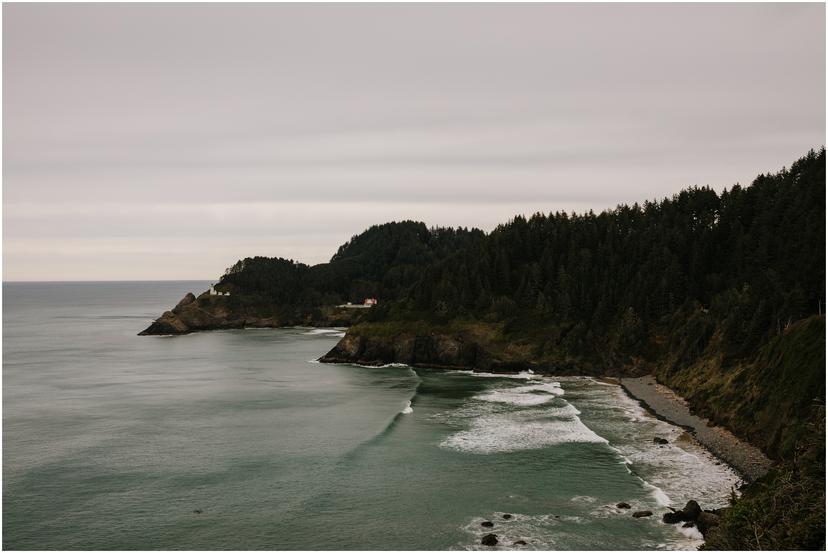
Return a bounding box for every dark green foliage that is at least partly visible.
[222,151,824,357]
[219,221,486,310]
[218,150,824,368]
[702,406,825,551]
[215,148,825,549]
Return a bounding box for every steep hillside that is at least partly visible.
[141,148,825,548]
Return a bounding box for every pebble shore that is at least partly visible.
[617,375,773,482]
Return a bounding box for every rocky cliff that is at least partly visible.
[318,321,652,376]
[139,290,365,335]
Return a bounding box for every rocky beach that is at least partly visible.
[617,376,773,483]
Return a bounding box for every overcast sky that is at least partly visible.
[3,3,825,281]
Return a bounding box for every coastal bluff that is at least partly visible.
[318,325,650,376]
[138,290,364,335]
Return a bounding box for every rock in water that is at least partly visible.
[513,540,527,546]
[682,522,696,528]
[632,510,653,518]
[481,533,498,546]
[662,511,684,524]
[502,514,512,520]
[481,521,494,528]
[616,502,631,509]
[681,500,702,520]
[696,512,721,536]
[653,437,669,444]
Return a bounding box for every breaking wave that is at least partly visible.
[438,377,606,454]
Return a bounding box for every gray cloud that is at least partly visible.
[3,3,825,280]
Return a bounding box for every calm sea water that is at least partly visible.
[3,282,741,550]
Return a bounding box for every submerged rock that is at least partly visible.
[502,514,512,520]
[662,511,684,524]
[481,521,494,528]
[481,533,498,546]
[192,509,202,514]
[632,510,653,518]
[513,540,527,546]
[653,437,669,444]
[616,502,631,509]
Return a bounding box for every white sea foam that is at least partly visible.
[441,417,605,453]
[513,382,565,395]
[440,406,607,454]
[471,380,568,407]
[401,401,413,414]
[439,376,604,454]
[447,369,543,380]
[350,362,411,369]
[302,328,345,336]
[447,376,738,550]
[561,378,742,512]
[475,389,555,406]
[678,524,704,542]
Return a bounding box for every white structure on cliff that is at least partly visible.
[337,298,377,308]
[209,285,230,296]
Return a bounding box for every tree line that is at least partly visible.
[219,148,825,362]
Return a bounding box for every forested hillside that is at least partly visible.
[216,148,824,375]
[143,148,825,549]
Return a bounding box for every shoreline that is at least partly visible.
[614,375,772,483]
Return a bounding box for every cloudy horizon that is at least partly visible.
[4,3,825,281]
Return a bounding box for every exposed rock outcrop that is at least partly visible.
[318,328,600,375]
[661,500,723,538]
[481,534,498,546]
[319,332,488,369]
[139,292,365,335]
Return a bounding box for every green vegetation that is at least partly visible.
[214,148,825,549]
[703,406,825,551]
[659,315,825,460]
[221,150,824,375]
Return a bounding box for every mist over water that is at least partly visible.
[3,282,740,550]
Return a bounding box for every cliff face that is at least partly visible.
[138,291,364,335]
[319,321,652,376]
[320,315,825,462]
[656,315,826,460]
[321,332,494,370]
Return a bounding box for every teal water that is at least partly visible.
[3,282,741,550]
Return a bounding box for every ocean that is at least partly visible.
[3,281,742,550]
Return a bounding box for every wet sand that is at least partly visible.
[616,375,773,483]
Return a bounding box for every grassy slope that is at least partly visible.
[658,315,825,460]
[702,406,825,550]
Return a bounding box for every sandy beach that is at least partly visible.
[617,375,773,483]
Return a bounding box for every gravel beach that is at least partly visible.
[618,375,773,482]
